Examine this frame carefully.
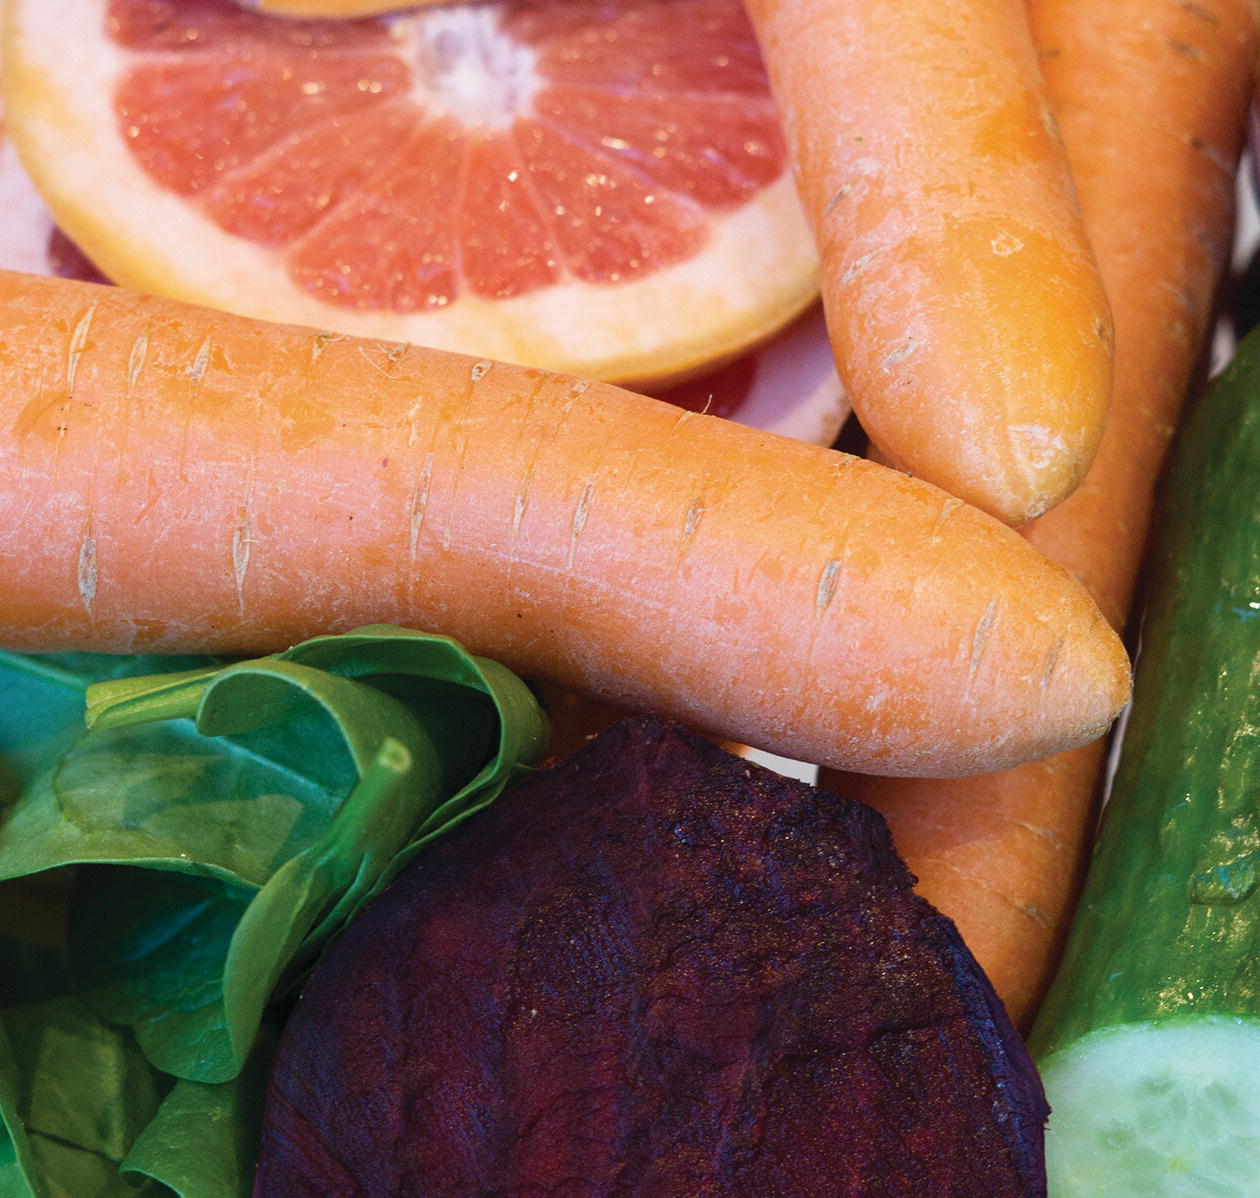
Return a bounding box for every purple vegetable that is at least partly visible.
[255,717,1048,1196]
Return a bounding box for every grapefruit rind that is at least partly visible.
[2,0,820,388]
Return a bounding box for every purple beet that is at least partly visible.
[255,717,1048,1197]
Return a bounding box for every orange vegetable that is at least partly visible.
[828,0,1258,1026]
[743,0,1114,526]
[0,270,1129,779]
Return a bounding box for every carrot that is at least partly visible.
[742,0,1115,527]
[827,0,1258,1027]
[0,269,1129,779]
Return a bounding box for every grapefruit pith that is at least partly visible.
[3,0,820,386]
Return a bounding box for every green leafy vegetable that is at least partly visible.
[0,880,171,1198]
[5,995,170,1196]
[0,652,222,806]
[0,626,548,1196]
[120,1023,278,1198]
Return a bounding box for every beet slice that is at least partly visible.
[254,717,1048,1196]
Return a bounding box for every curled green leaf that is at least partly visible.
[0,627,548,1086]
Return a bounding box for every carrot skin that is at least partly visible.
[744,0,1114,526]
[829,0,1258,1025]
[837,740,1110,1027]
[0,270,1130,779]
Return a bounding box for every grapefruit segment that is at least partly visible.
[200,103,420,244]
[4,0,819,385]
[511,116,710,285]
[535,87,784,208]
[459,131,561,299]
[288,116,469,311]
[115,56,412,197]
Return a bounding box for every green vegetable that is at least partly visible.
[120,1026,277,1198]
[1,993,169,1197]
[0,886,168,1198]
[0,626,548,1197]
[0,652,222,804]
[1028,331,1260,1193]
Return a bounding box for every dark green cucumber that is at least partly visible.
[1027,328,1260,1195]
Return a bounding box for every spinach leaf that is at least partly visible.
[0,627,547,1195]
[0,879,173,1198]
[0,1009,41,1198]
[0,653,221,806]
[4,997,170,1194]
[0,879,275,1198]
[3,626,546,1083]
[120,1022,277,1198]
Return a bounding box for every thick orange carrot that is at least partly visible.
[829,0,1258,1026]
[0,270,1129,778]
[743,0,1114,526]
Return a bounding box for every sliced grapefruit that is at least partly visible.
[1,25,846,445]
[2,0,819,387]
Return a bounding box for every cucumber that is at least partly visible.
[1027,328,1260,1195]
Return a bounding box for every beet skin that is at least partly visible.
[255,717,1048,1196]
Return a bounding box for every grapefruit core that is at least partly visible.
[3,0,820,387]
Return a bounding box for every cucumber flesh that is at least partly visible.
[1040,1017,1260,1196]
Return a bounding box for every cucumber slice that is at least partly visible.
[1041,1017,1260,1195]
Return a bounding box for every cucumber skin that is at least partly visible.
[1028,328,1260,1062]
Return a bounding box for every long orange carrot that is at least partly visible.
[829,0,1258,1027]
[743,0,1114,526]
[0,269,1129,779]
